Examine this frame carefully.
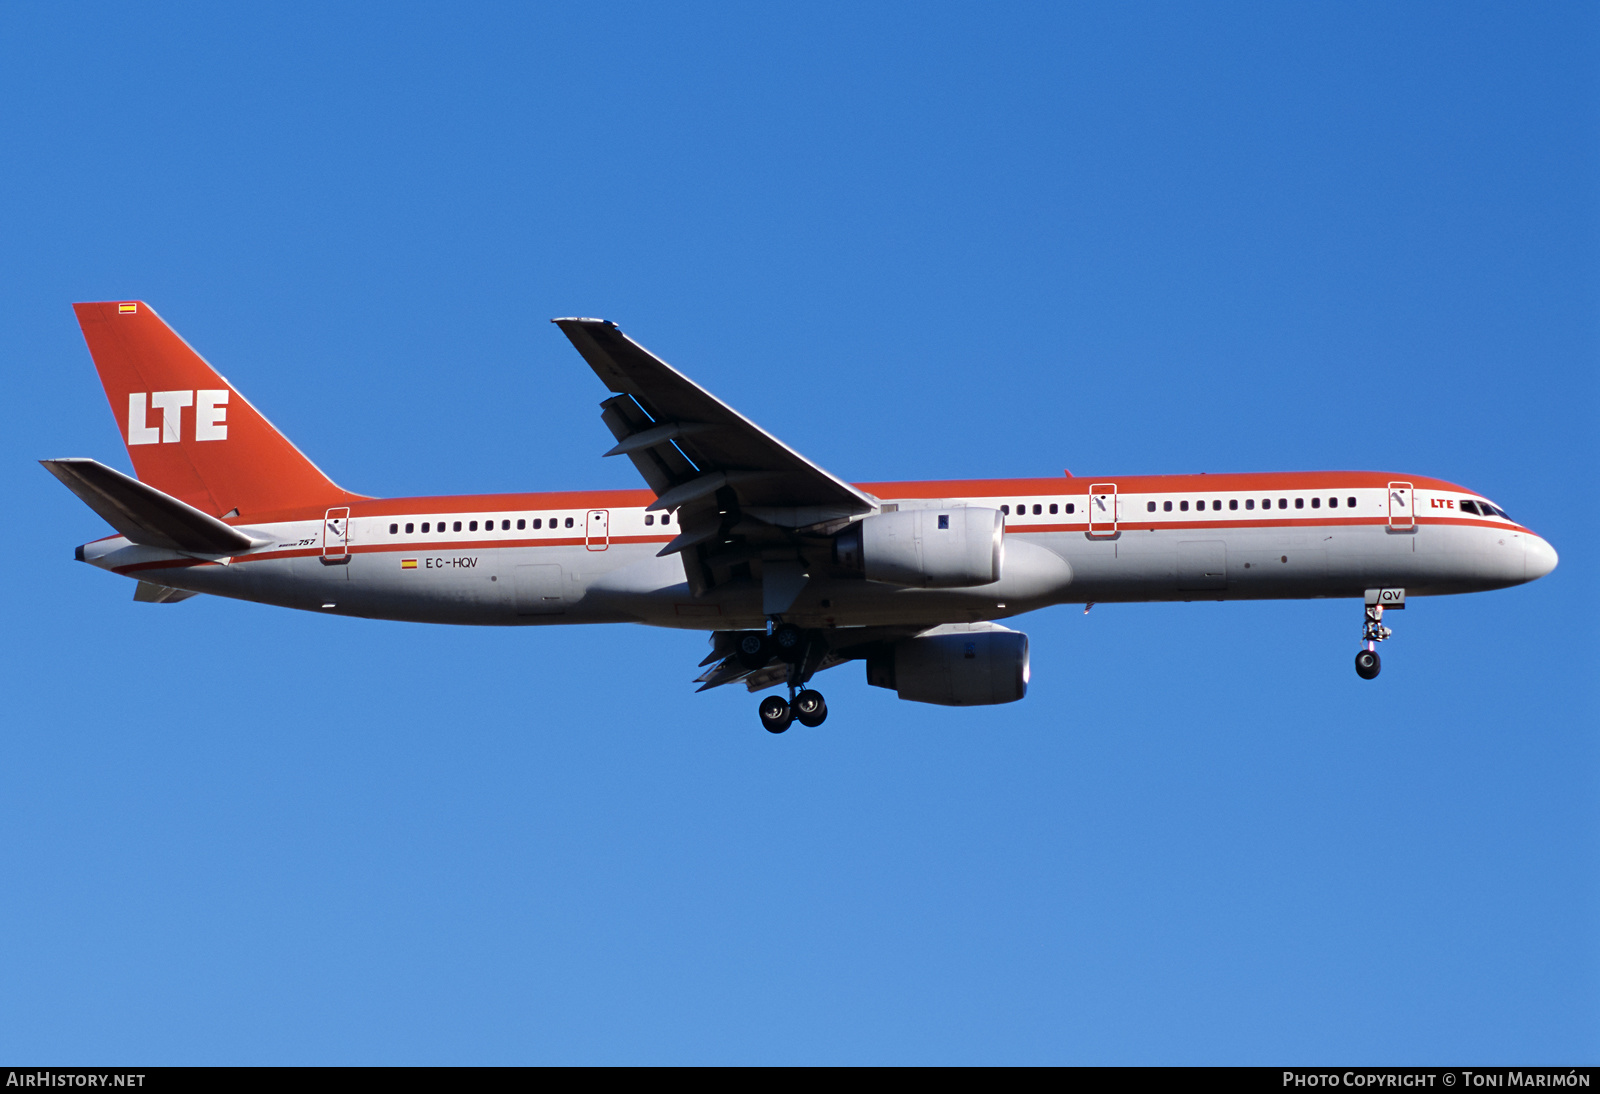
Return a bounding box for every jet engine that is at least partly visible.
[865,624,1029,706]
[833,507,1004,588]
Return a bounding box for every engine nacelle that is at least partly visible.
[865,625,1029,706]
[833,507,1003,588]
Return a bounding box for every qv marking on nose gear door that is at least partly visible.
[1087,484,1117,537]
[586,509,609,551]
[322,507,350,564]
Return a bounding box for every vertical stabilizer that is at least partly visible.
[73,301,352,517]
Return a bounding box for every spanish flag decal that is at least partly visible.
[401,559,417,569]
[117,303,138,314]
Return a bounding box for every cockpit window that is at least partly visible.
[1459,500,1481,515]
[1485,503,1510,519]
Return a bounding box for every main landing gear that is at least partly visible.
[1355,589,1402,680]
[754,623,829,733]
[758,689,828,733]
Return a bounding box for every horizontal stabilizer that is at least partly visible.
[134,580,199,603]
[42,458,257,554]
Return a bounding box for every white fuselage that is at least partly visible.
[81,475,1558,631]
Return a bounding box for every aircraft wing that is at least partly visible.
[553,319,877,546]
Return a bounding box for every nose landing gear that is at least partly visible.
[1355,589,1403,680]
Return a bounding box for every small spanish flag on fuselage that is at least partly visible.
[401,559,417,569]
[118,303,138,314]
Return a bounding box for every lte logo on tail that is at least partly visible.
[126,390,229,445]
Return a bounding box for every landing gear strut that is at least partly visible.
[1355,589,1401,680]
[754,624,828,732]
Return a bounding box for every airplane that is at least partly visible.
[44,301,1559,732]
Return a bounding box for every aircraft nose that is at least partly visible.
[1525,536,1559,581]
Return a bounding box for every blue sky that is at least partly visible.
[1,2,1595,1064]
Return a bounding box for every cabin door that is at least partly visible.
[1387,482,1415,529]
[585,509,610,551]
[322,507,351,563]
[1088,484,1117,536]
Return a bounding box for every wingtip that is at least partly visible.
[551,316,615,326]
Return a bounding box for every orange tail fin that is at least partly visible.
[73,301,353,518]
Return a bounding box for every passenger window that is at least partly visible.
[1049,503,1058,515]
[661,513,671,525]
[501,520,509,531]
[645,514,654,525]
[1278,499,1287,509]
[1262,498,1271,509]
[1001,505,1010,515]
[1229,499,1238,510]
[1033,504,1041,515]
[405,522,415,534]
[1180,500,1189,512]
[938,514,950,529]
[517,519,525,530]
[469,521,478,531]
[1294,498,1304,510]
[389,523,397,534]
[1245,499,1254,510]
[453,521,462,532]
[565,517,574,528]
[1327,497,1337,508]
[1066,503,1075,514]
[1016,500,1026,513]
[1347,497,1357,508]
[1311,497,1321,509]
[1212,500,1221,511]
[532,518,541,529]
[1163,501,1172,512]
[1147,501,1156,513]
[421,522,430,533]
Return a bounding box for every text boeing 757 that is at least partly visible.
[44,302,1558,731]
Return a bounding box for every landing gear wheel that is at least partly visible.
[735,632,771,670]
[772,623,807,663]
[793,689,828,727]
[1354,649,1381,680]
[759,695,793,733]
